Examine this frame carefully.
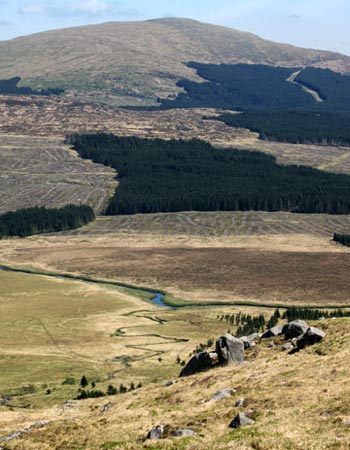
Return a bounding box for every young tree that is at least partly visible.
[80,375,88,389]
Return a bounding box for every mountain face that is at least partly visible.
[0,18,350,106]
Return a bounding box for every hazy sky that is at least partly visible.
[0,0,349,55]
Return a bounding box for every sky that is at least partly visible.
[0,0,349,55]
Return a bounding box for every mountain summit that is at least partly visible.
[0,18,349,106]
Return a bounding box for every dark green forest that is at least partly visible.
[295,67,350,112]
[217,111,350,145]
[70,134,350,215]
[160,63,313,110]
[158,63,350,145]
[0,204,95,238]
[0,77,64,96]
[333,232,350,247]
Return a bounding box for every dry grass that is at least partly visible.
[2,317,350,449]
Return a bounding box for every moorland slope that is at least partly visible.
[1,18,350,105]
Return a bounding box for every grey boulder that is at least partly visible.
[174,429,196,437]
[146,425,164,440]
[239,335,258,350]
[261,325,284,339]
[209,388,236,402]
[229,412,255,428]
[235,398,245,407]
[282,320,309,339]
[216,334,244,366]
[179,351,217,377]
[296,326,326,349]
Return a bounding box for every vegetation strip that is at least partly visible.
[1,264,350,310]
[333,232,350,246]
[0,205,95,238]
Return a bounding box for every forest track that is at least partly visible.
[287,69,323,103]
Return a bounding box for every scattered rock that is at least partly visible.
[208,388,236,402]
[235,398,245,407]
[295,326,326,349]
[229,412,255,428]
[100,402,112,414]
[161,380,177,387]
[63,400,78,410]
[343,419,350,426]
[180,351,217,377]
[174,429,196,437]
[0,421,49,445]
[282,320,309,339]
[261,325,284,339]
[268,341,276,348]
[216,334,244,366]
[281,342,294,351]
[146,425,164,440]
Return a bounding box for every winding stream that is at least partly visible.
[0,265,169,308]
[1,264,349,310]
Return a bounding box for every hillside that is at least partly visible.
[1,310,349,449]
[1,18,350,105]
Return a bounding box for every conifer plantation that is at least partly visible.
[71,134,350,216]
[0,204,95,238]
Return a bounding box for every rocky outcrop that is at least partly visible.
[179,351,218,377]
[295,326,326,349]
[216,334,245,366]
[282,320,309,339]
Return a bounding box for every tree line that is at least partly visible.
[70,133,350,216]
[160,63,313,110]
[282,307,350,322]
[218,110,350,146]
[333,232,350,247]
[0,204,95,238]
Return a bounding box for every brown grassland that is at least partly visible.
[0,212,349,307]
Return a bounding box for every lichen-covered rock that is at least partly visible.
[216,334,244,366]
[179,351,217,377]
